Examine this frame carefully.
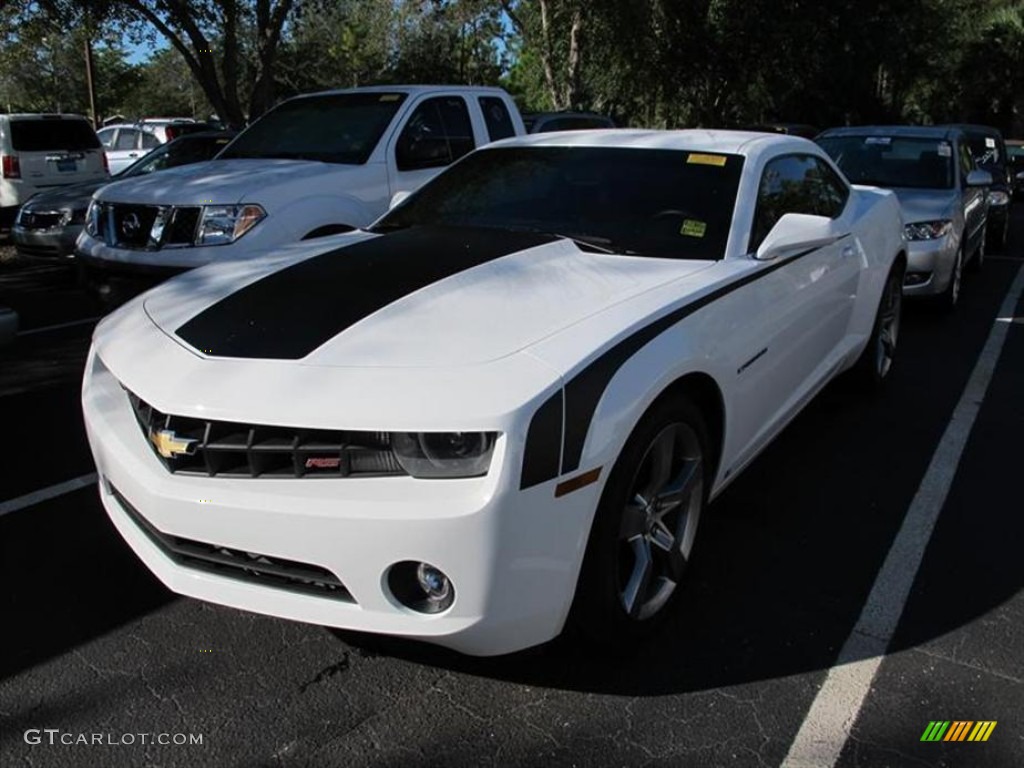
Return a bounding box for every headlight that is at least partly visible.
[195,204,266,246]
[904,220,952,241]
[391,432,497,478]
[61,207,88,226]
[85,199,100,236]
[987,190,1010,207]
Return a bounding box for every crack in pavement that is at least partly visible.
[298,652,351,694]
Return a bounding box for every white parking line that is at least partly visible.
[781,264,1024,768]
[16,316,101,336]
[0,473,98,518]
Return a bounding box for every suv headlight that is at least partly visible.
[391,432,497,478]
[85,199,100,236]
[195,204,266,246]
[904,220,952,241]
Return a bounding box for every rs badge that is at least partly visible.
[150,429,198,459]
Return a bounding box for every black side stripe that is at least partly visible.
[520,241,839,489]
[176,226,556,360]
[519,389,563,490]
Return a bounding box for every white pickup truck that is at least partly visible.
[75,85,525,290]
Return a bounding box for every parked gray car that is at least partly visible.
[817,126,991,309]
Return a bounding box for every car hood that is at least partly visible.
[93,158,356,207]
[142,227,714,368]
[890,187,958,223]
[24,178,110,210]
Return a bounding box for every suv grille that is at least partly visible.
[108,484,354,602]
[126,389,406,479]
[94,203,202,249]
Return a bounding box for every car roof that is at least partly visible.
[941,123,1003,138]
[490,128,816,157]
[289,84,511,100]
[818,125,963,140]
[2,113,90,121]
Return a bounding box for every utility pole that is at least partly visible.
[84,36,98,128]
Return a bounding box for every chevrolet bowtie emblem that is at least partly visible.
[149,429,198,459]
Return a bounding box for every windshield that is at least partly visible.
[817,135,954,190]
[121,134,234,178]
[10,118,100,151]
[372,146,743,260]
[219,92,407,164]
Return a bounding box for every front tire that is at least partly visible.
[852,261,903,389]
[569,396,708,648]
[939,246,963,311]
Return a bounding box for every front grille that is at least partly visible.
[164,206,201,245]
[126,389,406,479]
[109,203,158,248]
[108,484,354,602]
[18,210,63,231]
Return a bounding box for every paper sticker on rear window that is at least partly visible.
[379,94,401,102]
[680,220,707,238]
[687,153,727,167]
[865,137,891,145]
[985,137,996,148]
[937,143,952,157]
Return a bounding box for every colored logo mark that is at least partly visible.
[920,721,997,742]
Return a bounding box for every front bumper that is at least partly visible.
[76,228,267,272]
[903,234,958,297]
[82,347,594,656]
[12,223,82,259]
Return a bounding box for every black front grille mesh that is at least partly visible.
[164,206,201,245]
[126,389,406,479]
[19,210,63,230]
[108,484,354,602]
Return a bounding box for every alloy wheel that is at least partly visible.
[875,273,901,378]
[616,422,703,621]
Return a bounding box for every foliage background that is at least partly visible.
[1,0,1022,135]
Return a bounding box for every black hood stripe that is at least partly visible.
[176,227,556,360]
[520,240,840,490]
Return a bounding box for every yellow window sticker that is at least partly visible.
[680,220,707,238]
[379,94,401,102]
[687,153,727,167]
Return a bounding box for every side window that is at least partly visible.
[97,128,115,148]
[396,96,475,172]
[808,157,849,218]
[141,132,160,149]
[749,155,819,251]
[478,97,515,142]
[114,128,139,150]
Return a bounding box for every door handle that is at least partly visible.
[128,153,138,158]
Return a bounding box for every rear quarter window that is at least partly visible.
[10,119,101,151]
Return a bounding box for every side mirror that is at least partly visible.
[966,169,993,187]
[754,212,839,261]
[389,190,411,210]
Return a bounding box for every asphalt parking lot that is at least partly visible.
[1,209,1022,768]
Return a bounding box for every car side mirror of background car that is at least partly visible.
[966,169,993,187]
[754,212,838,262]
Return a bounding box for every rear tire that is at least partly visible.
[568,395,708,649]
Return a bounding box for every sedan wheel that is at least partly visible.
[570,396,708,647]
[940,247,963,311]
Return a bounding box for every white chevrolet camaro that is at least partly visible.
[83,130,906,656]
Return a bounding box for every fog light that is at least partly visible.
[904,271,930,286]
[387,560,456,613]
